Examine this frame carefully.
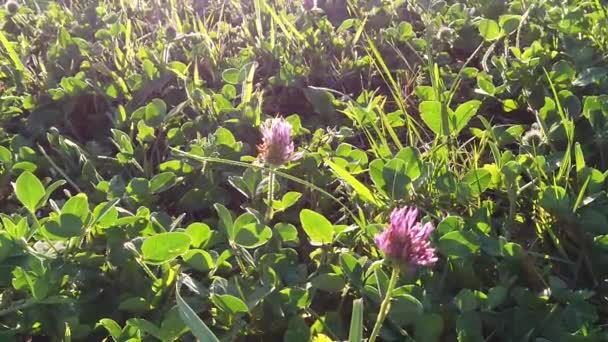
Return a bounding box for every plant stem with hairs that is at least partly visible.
[170,149,363,227]
[266,167,275,222]
[369,266,399,342]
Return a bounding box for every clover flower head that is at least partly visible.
[304,0,318,10]
[6,0,19,15]
[522,124,544,147]
[374,207,438,270]
[257,117,301,166]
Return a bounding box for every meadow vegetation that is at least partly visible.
[1,0,607,340]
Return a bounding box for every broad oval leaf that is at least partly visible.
[149,172,177,193]
[280,191,302,209]
[214,204,234,241]
[211,294,249,315]
[42,213,84,240]
[222,68,240,84]
[185,222,212,248]
[274,222,299,243]
[419,101,444,136]
[573,67,608,87]
[461,169,492,197]
[438,230,480,258]
[97,319,122,340]
[437,215,465,235]
[477,73,496,96]
[369,159,387,196]
[0,145,12,164]
[299,209,334,246]
[478,19,501,41]
[14,171,45,213]
[311,273,345,293]
[395,147,422,181]
[142,232,191,264]
[382,158,410,199]
[539,186,571,214]
[453,100,481,134]
[144,98,167,126]
[111,129,134,154]
[61,193,89,224]
[389,293,423,325]
[183,249,214,272]
[499,14,521,34]
[233,213,272,248]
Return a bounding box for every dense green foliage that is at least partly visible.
[1,0,608,340]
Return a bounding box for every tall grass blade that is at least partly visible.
[171,148,365,227]
[242,62,257,107]
[0,31,26,72]
[176,277,220,342]
[259,0,303,42]
[573,177,590,213]
[325,158,382,206]
[253,0,264,39]
[352,17,367,45]
[348,299,364,342]
[366,36,419,145]
[574,142,585,174]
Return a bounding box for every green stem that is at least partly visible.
[266,168,275,222]
[30,212,60,256]
[138,259,160,282]
[170,149,363,227]
[0,298,36,316]
[505,182,517,239]
[337,283,350,315]
[232,244,249,275]
[37,144,81,193]
[369,266,399,342]
[127,246,159,282]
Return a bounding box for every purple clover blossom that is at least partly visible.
[375,207,438,271]
[303,0,318,10]
[257,117,301,166]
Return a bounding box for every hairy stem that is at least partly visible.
[170,149,364,227]
[369,266,399,342]
[266,168,275,222]
[0,298,36,317]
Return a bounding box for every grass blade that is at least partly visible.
[325,158,382,206]
[63,323,71,342]
[366,36,420,145]
[573,176,590,213]
[253,0,264,39]
[348,299,364,342]
[261,0,303,42]
[0,31,25,72]
[242,61,257,107]
[574,142,585,173]
[176,278,220,342]
[171,148,365,227]
[352,17,367,45]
